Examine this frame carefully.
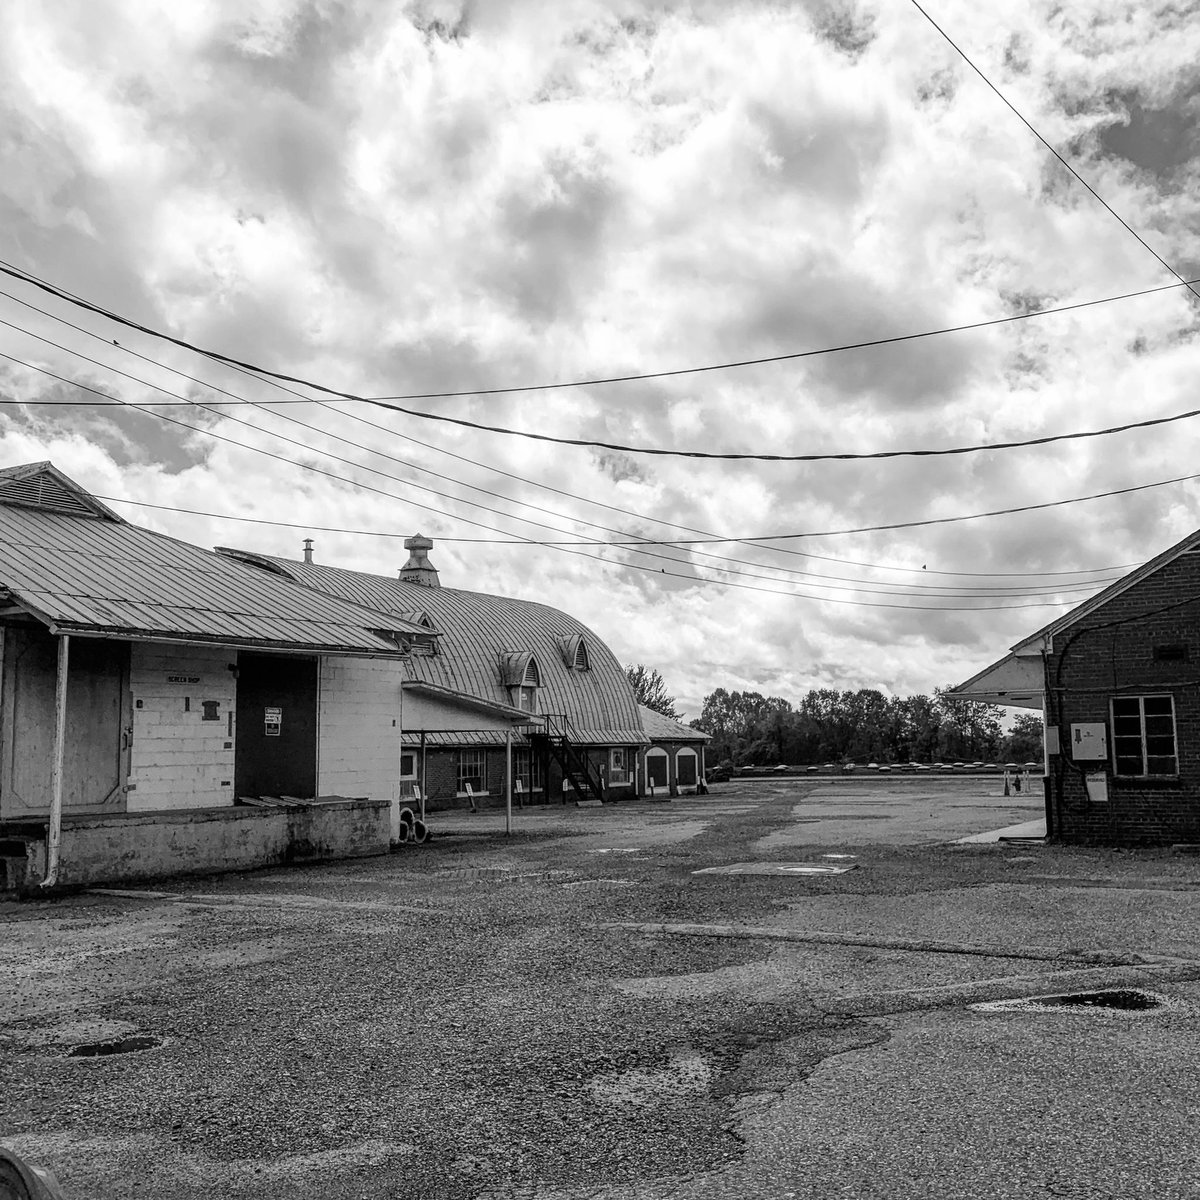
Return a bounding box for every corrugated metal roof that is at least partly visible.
[221,550,650,744]
[639,705,710,742]
[0,474,430,655]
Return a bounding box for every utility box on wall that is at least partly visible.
[1070,722,1108,762]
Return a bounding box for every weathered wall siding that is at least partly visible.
[403,691,516,733]
[317,657,401,801]
[1051,555,1200,845]
[127,644,235,812]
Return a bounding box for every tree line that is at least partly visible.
[624,666,1042,768]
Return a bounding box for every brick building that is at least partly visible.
[639,705,710,797]
[219,537,650,809]
[953,525,1200,845]
[0,462,434,888]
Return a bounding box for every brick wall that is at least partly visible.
[317,658,401,802]
[127,644,236,812]
[1049,555,1200,845]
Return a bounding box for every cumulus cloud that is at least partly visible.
[3,0,1200,715]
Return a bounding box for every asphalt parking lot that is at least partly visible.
[4,777,1200,1199]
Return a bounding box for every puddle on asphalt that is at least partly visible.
[67,1034,164,1057]
[694,862,859,877]
[972,989,1171,1015]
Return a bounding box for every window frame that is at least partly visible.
[1110,694,1178,779]
[513,747,544,793]
[676,747,699,786]
[456,748,487,795]
[400,751,417,780]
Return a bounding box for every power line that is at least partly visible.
[0,349,1101,607]
[93,494,1135,579]
[91,493,1123,598]
[3,348,1192,559]
[906,0,1200,305]
[2,260,1198,461]
[426,471,1200,546]
[0,350,1108,609]
[0,303,1127,594]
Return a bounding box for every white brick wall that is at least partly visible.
[317,658,402,802]
[127,644,236,812]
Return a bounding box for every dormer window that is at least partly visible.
[558,633,590,671]
[500,651,540,710]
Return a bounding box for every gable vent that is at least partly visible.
[0,474,99,517]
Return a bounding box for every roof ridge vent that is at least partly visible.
[400,533,441,588]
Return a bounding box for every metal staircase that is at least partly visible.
[530,715,607,805]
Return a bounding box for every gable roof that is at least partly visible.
[1012,528,1198,653]
[218,549,649,744]
[639,705,710,742]
[952,524,1196,706]
[0,461,124,521]
[0,463,430,656]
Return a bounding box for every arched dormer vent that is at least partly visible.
[500,651,541,711]
[558,633,590,671]
[500,651,540,687]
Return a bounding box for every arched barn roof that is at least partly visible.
[218,549,648,745]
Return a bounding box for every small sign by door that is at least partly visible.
[264,706,282,736]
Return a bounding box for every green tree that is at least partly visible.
[1000,712,1043,762]
[625,664,681,719]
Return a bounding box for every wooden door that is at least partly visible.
[234,654,318,799]
[0,625,130,819]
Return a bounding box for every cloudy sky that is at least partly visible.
[2,0,1199,719]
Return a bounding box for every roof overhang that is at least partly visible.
[401,679,538,723]
[950,651,1045,709]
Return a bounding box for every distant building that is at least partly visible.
[953,525,1200,845]
[638,705,710,796]
[219,536,651,809]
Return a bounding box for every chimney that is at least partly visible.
[302,538,314,564]
[400,533,441,588]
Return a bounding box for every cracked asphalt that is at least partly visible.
[4,777,1200,1199]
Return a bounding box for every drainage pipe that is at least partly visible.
[41,633,70,889]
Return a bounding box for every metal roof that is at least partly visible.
[0,467,430,656]
[220,549,650,744]
[639,705,711,742]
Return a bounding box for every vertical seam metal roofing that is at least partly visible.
[0,503,429,655]
[220,550,650,744]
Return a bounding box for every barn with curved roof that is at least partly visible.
[218,537,649,809]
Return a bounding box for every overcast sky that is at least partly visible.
[2,0,1199,719]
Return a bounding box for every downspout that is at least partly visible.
[41,633,70,888]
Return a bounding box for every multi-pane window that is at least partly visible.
[1111,695,1177,777]
[457,749,486,793]
[513,748,544,792]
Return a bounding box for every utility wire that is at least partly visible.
[1,345,1190,558]
[0,304,1126,594]
[91,493,1125,597]
[1,260,1198,460]
[907,0,1200,305]
[94,494,1134,579]
[2,349,1103,605]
